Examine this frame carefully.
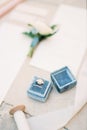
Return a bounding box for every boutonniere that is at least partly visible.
[23,21,58,57]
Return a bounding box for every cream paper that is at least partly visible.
[30,5,87,76]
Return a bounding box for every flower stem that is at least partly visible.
[27,46,34,57]
[28,36,40,57]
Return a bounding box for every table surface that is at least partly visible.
[0,0,87,130]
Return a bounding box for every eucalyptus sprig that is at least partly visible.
[23,21,58,57]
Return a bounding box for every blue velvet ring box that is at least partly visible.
[51,66,77,93]
[27,76,53,102]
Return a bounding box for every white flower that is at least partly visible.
[30,21,53,35]
[24,21,58,57]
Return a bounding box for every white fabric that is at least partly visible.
[28,106,74,130]
[0,23,29,104]
[14,111,31,130]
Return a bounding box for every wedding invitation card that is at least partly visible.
[30,5,87,76]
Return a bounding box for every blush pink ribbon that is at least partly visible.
[0,0,25,18]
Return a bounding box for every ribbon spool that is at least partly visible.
[9,105,31,130]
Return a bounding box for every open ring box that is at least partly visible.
[51,66,77,93]
[27,76,53,102]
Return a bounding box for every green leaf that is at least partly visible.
[51,25,57,30]
[28,24,33,27]
[27,46,34,57]
[23,32,36,38]
[39,31,56,38]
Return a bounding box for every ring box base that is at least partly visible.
[27,77,53,102]
[51,66,77,93]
